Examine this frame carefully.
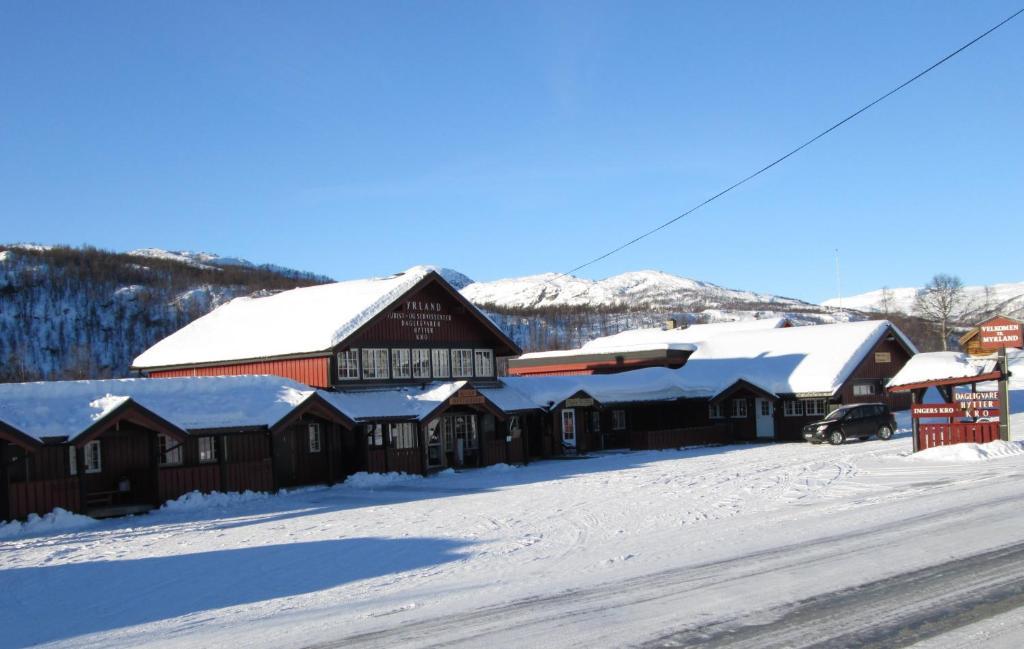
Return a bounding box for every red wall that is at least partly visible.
[150,357,330,388]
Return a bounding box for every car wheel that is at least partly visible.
[877,425,893,441]
[828,431,845,446]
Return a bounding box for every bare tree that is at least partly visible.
[913,274,969,351]
[878,286,895,316]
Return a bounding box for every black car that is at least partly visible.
[803,403,897,445]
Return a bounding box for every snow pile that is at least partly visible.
[159,490,270,513]
[0,507,98,539]
[912,440,1024,463]
[341,471,426,489]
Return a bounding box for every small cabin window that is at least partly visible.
[432,348,450,378]
[392,349,412,379]
[412,349,431,379]
[853,383,877,396]
[874,352,892,364]
[561,410,576,441]
[590,411,601,432]
[158,434,183,466]
[804,399,827,416]
[84,440,102,474]
[337,349,360,380]
[452,349,474,378]
[709,403,724,419]
[473,349,494,377]
[367,423,385,448]
[612,410,627,430]
[389,422,417,449]
[731,399,747,418]
[198,436,218,463]
[308,423,322,453]
[68,446,78,476]
[508,415,521,435]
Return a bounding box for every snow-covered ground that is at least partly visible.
[3,411,1024,648]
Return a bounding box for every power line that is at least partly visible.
[551,7,1024,283]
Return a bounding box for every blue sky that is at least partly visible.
[2,2,1021,303]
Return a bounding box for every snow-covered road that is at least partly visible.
[2,419,1024,648]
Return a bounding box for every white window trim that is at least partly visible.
[561,409,576,443]
[362,348,390,380]
[432,348,450,378]
[198,436,218,464]
[84,440,102,474]
[853,383,877,396]
[412,348,431,379]
[731,399,747,418]
[68,446,78,476]
[709,403,724,419]
[473,349,494,377]
[308,423,322,453]
[391,348,412,379]
[452,348,474,378]
[158,434,183,467]
[337,348,360,381]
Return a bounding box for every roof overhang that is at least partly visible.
[887,370,1004,393]
[74,399,189,446]
[508,348,693,376]
[269,392,355,434]
[0,418,43,451]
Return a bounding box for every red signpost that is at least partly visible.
[911,404,959,418]
[979,316,1024,351]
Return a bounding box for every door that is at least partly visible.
[561,409,577,450]
[755,398,775,439]
[426,419,444,469]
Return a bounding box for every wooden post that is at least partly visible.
[911,389,923,453]
[999,348,1011,442]
[325,424,336,486]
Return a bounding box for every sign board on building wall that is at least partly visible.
[565,398,595,408]
[978,316,1024,350]
[912,404,959,418]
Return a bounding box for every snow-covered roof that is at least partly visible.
[677,320,915,398]
[501,368,700,407]
[515,318,786,361]
[133,266,439,369]
[320,382,469,421]
[0,376,327,443]
[887,349,1024,390]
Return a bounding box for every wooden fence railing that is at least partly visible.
[918,422,1000,450]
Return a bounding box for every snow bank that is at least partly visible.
[341,471,426,489]
[159,490,270,513]
[0,507,98,539]
[912,440,1024,463]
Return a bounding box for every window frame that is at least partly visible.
[336,348,360,381]
[391,348,412,379]
[709,402,725,419]
[158,434,183,466]
[804,399,827,417]
[84,440,102,474]
[431,348,450,378]
[361,348,390,380]
[68,446,78,476]
[389,422,418,449]
[612,409,627,430]
[412,348,432,379]
[783,400,804,417]
[308,423,322,453]
[452,348,474,378]
[198,436,218,463]
[731,398,748,418]
[852,382,877,397]
[473,349,494,377]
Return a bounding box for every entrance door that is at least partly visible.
[755,398,775,439]
[426,419,444,468]
[561,409,577,451]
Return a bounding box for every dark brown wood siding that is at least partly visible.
[839,331,913,411]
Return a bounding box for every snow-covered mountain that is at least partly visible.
[821,281,1024,319]
[461,270,812,311]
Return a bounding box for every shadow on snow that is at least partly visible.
[0,536,473,646]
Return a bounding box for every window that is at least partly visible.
[561,410,576,442]
[783,400,804,417]
[337,349,360,380]
[612,410,627,430]
[389,422,418,449]
[508,415,521,435]
[412,349,431,379]
[308,423,322,453]
[760,400,771,416]
[84,440,102,474]
[590,411,601,432]
[853,383,877,396]
[731,399,747,418]
[366,423,385,448]
[474,349,494,377]
[441,417,454,451]
[874,352,892,364]
[432,348,450,378]
[362,348,390,380]
[198,436,218,463]
[391,349,411,379]
[68,446,78,476]
[709,403,724,419]
[452,349,474,378]
[804,399,827,417]
[158,434,182,466]
[465,415,479,450]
